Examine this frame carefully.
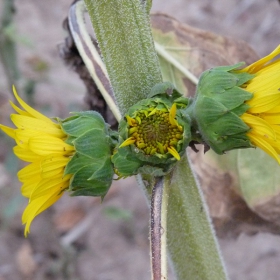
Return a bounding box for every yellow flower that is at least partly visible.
[0,86,74,236]
[120,103,183,160]
[237,45,280,163]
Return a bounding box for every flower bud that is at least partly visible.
[189,64,254,154]
[112,82,191,177]
[189,44,280,164]
[60,111,115,197]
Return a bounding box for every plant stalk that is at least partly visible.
[150,177,167,280]
[82,1,228,279]
[68,1,121,121]
[83,0,162,115]
[165,155,228,279]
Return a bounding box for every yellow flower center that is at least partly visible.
[120,104,183,160]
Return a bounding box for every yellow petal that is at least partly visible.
[0,125,15,139]
[245,71,280,94]
[271,125,280,138]
[41,155,69,178]
[246,92,280,114]
[126,115,137,126]
[11,114,64,138]
[14,129,41,148]
[13,146,42,162]
[157,142,165,154]
[28,135,74,156]
[22,189,64,237]
[30,175,70,200]
[169,104,178,126]
[148,108,157,116]
[17,162,42,182]
[167,146,180,160]
[241,113,276,140]
[265,138,280,152]
[266,105,280,114]
[257,57,280,74]
[129,127,138,134]
[262,114,280,125]
[248,132,280,164]
[21,177,41,198]
[136,116,141,125]
[119,137,136,148]
[9,101,32,117]
[242,45,280,74]
[13,85,54,124]
[170,103,176,119]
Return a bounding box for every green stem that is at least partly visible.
[68,1,121,121]
[82,1,227,279]
[165,155,228,280]
[142,0,153,14]
[83,0,162,114]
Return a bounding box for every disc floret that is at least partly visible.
[120,104,182,160]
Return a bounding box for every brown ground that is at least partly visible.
[0,0,280,279]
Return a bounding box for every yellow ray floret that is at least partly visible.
[169,103,178,126]
[238,45,280,163]
[119,137,136,148]
[167,146,181,161]
[0,87,74,236]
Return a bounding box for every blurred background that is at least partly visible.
[0,0,280,279]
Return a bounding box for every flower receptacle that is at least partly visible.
[188,64,255,154]
[60,111,115,197]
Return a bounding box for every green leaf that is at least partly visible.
[111,146,142,177]
[200,147,280,227]
[61,111,106,137]
[148,81,175,98]
[237,149,280,207]
[70,163,113,197]
[62,111,115,197]
[64,153,98,175]
[213,87,252,111]
[73,128,111,159]
[151,24,199,96]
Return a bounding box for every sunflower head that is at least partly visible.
[112,82,191,177]
[189,45,280,163]
[0,87,115,236]
[0,86,75,236]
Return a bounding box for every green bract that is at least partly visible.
[59,111,116,197]
[112,82,191,177]
[187,63,254,154]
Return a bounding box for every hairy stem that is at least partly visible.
[150,177,167,280]
[83,0,162,114]
[165,155,228,280]
[68,1,121,121]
